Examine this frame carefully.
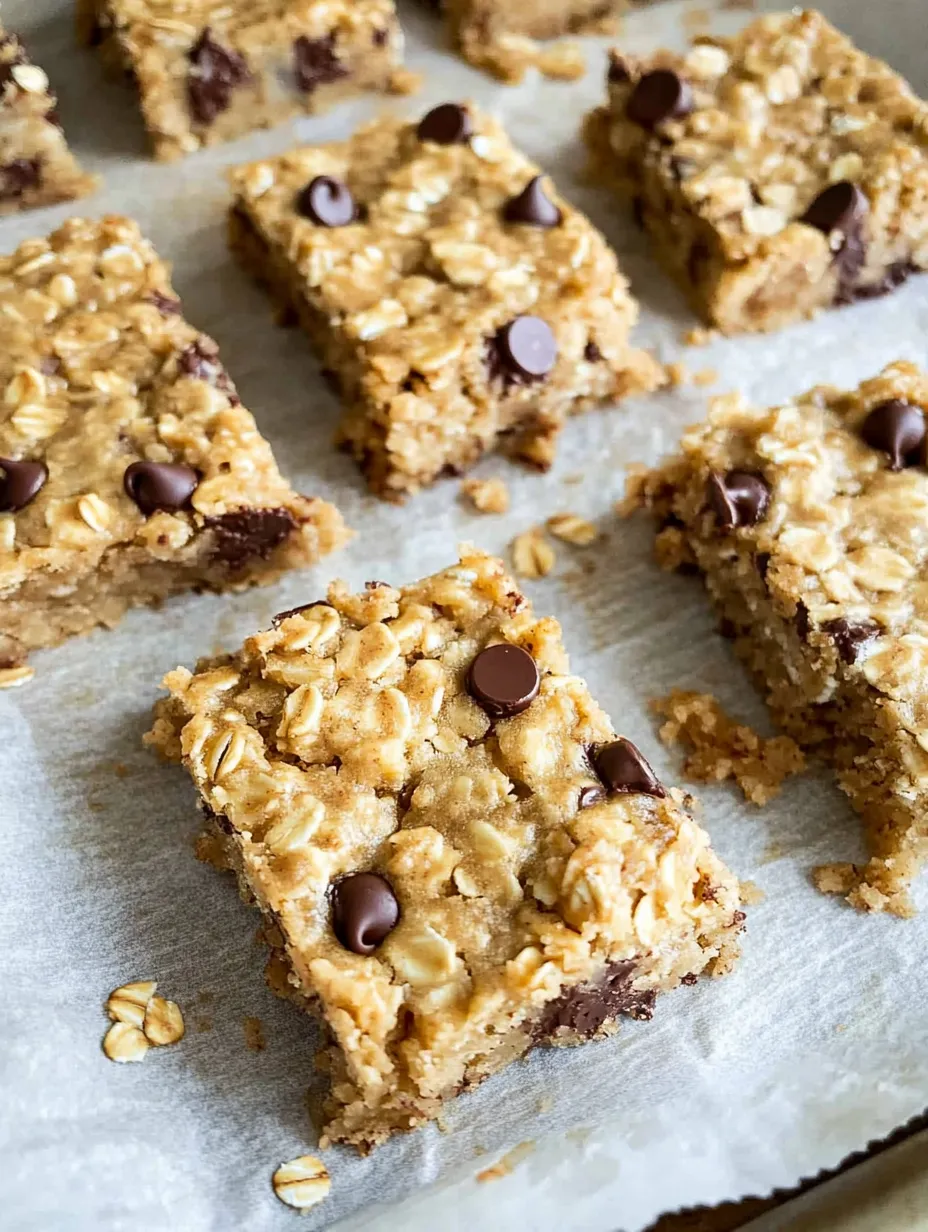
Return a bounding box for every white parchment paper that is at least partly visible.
[4,1,928,1229]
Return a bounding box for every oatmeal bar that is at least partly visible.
[0,25,96,212]
[77,0,403,162]
[146,547,743,1151]
[632,361,928,916]
[228,104,661,501]
[584,10,928,335]
[0,215,346,675]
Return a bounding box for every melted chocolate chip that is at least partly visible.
[794,601,811,642]
[592,738,666,798]
[293,34,347,93]
[331,872,399,955]
[296,175,356,227]
[584,340,602,363]
[417,103,472,145]
[626,69,693,129]
[578,783,606,810]
[801,181,867,238]
[502,175,561,228]
[187,28,250,125]
[822,617,881,664]
[124,461,198,515]
[492,316,557,382]
[178,339,239,403]
[206,507,297,568]
[468,643,540,718]
[706,470,770,530]
[860,400,926,470]
[533,959,655,1041]
[607,52,631,83]
[0,157,41,200]
[0,457,48,512]
[838,259,915,306]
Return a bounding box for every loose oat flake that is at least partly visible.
[272,1155,332,1211]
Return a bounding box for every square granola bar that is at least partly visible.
[0,215,347,682]
[146,547,743,1151]
[77,0,404,161]
[229,103,661,501]
[632,361,928,916]
[584,10,928,334]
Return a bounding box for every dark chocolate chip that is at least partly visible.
[187,28,249,125]
[533,959,655,1042]
[372,27,388,47]
[494,316,557,381]
[468,643,540,718]
[822,617,881,664]
[706,470,770,530]
[331,872,399,955]
[417,103,472,145]
[794,601,811,642]
[206,508,297,568]
[607,52,631,83]
[179,338,239,403]
[681,972,698,986]
[592,738,665,798]
[626,69,693,129]
[578,783,606,810]
[0,157,40,200]
[838,259,915,306]
[296,175,356,227]
[502,175,561,228]
[584,340,602,363]
[860,399,926,471]
[755,552,771,584]
[801,181,867,238]
[293,34,347,93]
[124,461,198,515]
[719,618,737,640]
[0,457,48,512]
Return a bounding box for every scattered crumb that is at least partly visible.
[112,762,129,778]
[682,326,718,346]
[476,1141,535,1183]
[511,528,556,579]
[682,6,711,32]
[272,1155,331,1211]
[103,981,185,1060]
[536,1096,553,1115]
[194,1015,213,1034]
[546,512,599,546]
[562,472,584,485]
[386,67,422,96]
[536,40,586,82]
[243,1016,266,1052]
[0,664,34,689]
[664,360,689,388]
[692,367,718,387]
[436,1110,450,1134]
[761,840,785,864]
[461,476,510,514]
[652,689,806,805]
[740,880,765,906]
[812,862,858,896]
[836,1023,847,1033]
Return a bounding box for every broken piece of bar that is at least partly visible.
[632,360,928,916]
[146,546,743,1151]
[228,103,661,500]
[584,9,928,334]
[0,215,347,678]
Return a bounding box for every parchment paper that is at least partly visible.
[4,2,928,1229]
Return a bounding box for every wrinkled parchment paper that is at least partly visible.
[4,1,928,1228]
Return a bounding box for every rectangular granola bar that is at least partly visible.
[77,0,404,161]
[228,103,661,500]
[0,215,347,682]
[584,10,928,334]
[146,547,743,1151]
[632,361,928,916]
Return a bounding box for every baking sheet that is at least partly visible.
[4,1,928,1229]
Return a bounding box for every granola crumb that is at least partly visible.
[546,512,599,546]
[664,360,689,388]
[476,1141,535,1183]
[692,367,719,387]
[102,1021,150,1064]
[652,689,806,804]
[511,528,556,578]
[536,40,586,82]
[272,1155,331,1211]
[683,6,711,32]
[616,464,650,517]
[243,1015,266,1052]
[682,326,718,347]
[739,879,765,906]
[195,830,233,871]
[387,67,423,96]
[461,476,510,514]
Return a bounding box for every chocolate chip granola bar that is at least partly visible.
[584,10,928,334]
[0,24,96,212]
[146,547,743,1151]
[77,0,403,161]
[228,103,661,501]
[0,215,347,679]
[631,361,928,916]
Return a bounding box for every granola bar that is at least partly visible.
[0,215,347,676]
[584,10,928,334]
[632,361,928,916]
[0,25,96,212]
[146,547,743,1151]
[228,104,661,501]
[77,0,403,161]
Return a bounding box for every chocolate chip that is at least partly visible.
[331,873,399,955]
[839,259,915,306]
[626,69,693,129]
[179,338,239,403]
[801,181,867,238]
[417,103,472,145]
[533,959,655,1042]
[0,157,40,200]
[0,457,47,512]
[592,738,665,798]
[822,617,881,664]
[578,784,606,810]
[206,508,297,568]
[502,175,561,228]
[706,470,770,529]
[607,52,631,83]
[187,28,250,125]
[493,316,557,382]
[124,461,198,515]
[296,175,356,227]
[794,601,811,642]
[293,34,347,93]
[468,643,540,718]
[584,340,602,363]
[147,290,182,315]
[860,400,926,471]
[372,28,388,47]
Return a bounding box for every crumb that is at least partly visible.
[511,528,555,579]
[195,832,231,871]
[461,476,510,514]
[194,1015,213,1033]
[836,1023,847,1033]
[113,762,129,777]
[652,689,806,804]
[739,880,765,906]
[692,367,718,386]
[664,360,689,388]
[536,40,586,81]
[436,1111,450,1134]
[562,472,584,485]
[476,1141,535,1183]
[682,326,718,346]
[682,6,711,31]
[761,840,785,864]
[546,512,598,545]
[536,1096,553,1114]
[387,67,422,95]
[243,1016,266,1052]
